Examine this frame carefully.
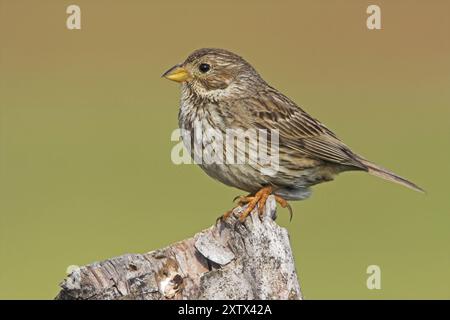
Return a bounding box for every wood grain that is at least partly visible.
[55,196,302,300]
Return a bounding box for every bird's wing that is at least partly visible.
[236,88,367,170]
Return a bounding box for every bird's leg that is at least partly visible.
[218,188,270,223]
[218,187,293,223]
[237,186,273,222]
[257,190,271,216]
[238,192,293,222]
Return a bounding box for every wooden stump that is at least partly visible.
[55,196,302,300]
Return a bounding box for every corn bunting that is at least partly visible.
[163,48,423,222]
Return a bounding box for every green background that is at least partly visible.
[1,0,449,299]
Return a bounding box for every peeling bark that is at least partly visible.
[55,196,302,300]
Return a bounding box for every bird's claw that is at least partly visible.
[218,187,294,224]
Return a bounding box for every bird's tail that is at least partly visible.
[358,158,425,193]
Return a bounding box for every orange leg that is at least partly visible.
[218,187,293,223]
[236,186,273,222]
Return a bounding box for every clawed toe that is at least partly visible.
[274,195,294,221]
[218,187,294,224]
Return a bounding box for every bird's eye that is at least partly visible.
[199,63,211,73]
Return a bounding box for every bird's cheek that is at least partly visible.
[205,77,232,90]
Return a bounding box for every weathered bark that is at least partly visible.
[55,196,302,300]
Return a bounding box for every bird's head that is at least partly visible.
[162,48,264,101]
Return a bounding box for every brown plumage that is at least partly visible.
[163,48,423,221]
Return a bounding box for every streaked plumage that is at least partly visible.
[163,48,423,208]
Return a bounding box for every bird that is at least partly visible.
[162,48,423,222]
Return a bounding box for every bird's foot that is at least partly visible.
[273,195,293,221]
[236,186,272,222]
[218,186,293,223]
[238,191,293,221]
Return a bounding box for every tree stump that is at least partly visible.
[55,196,302,300]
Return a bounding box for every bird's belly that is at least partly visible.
[198,161,334,199]
[188,125,338,197]
[198,163,268,193]
[178,101,338,200]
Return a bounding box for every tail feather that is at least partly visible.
[358,159,425,193]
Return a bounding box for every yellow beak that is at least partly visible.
[162,64,190,82]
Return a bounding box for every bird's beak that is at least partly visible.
[162,64,190,83]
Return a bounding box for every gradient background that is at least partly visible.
[1,0,449,299]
